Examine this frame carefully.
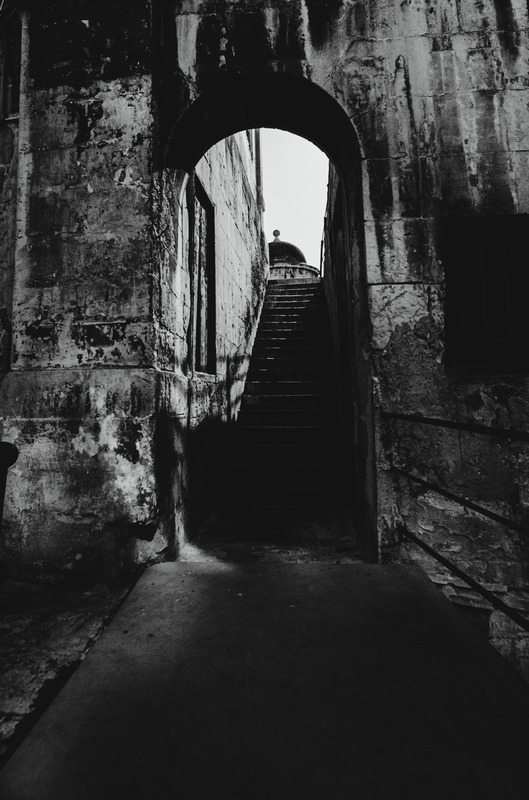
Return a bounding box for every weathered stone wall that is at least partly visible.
[153,132,266,544]
[0,3,266,583]
[0,119,17,374]
[0,3,160,584]
[319,0,529,676]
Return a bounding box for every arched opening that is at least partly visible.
[159,72,376,558]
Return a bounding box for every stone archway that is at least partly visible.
[155,65,377,556]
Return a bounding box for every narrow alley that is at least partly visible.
[4,3,529,796]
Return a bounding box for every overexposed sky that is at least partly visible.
[260,129,329,269]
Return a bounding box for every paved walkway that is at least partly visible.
[1,562,529,799]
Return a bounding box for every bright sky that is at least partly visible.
[260,129,329,269]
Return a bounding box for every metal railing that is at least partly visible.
[383,411,529,633]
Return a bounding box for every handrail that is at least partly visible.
[399,526,529,633]
[386,413,529,633]
[381,411,529,443]
[392,466,529,537]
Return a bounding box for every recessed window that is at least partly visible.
[187,176,216,374]
[0,7,21,119]
[441,215,529,375]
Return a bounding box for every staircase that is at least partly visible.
[232,278,343,506]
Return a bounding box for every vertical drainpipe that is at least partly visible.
[12,5,30,369]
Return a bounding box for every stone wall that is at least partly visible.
[0,118,17,376]
[319,0,529,677]
[0,4,266,583]
[153,132,267,545]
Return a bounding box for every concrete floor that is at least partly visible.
[0,579,130,765]
[1,561,529,799]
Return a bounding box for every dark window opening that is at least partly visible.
[442,215,529,375]
[0,6,21,119]
[188,175,216,374]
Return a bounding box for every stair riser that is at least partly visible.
[253,338,329,348]
[230,470,338,500]
[254,330,329,338]
[234,427,333,446]
[233,466,338,479]
[241,398,331,412]
[244,382,330,395]
[231,445,338,465]
[255,333,324,342]
[260,310,325,318]
[257,327,323,335]
[236,490,344,506]
[263,296,321,302]
[267,279,320,285]
[247,371,329,382]
[237,410,330,425]
[248,361,329,372]
[252,348,330,357]
[261,304,325,311]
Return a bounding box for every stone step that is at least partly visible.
[263,296,321,305]
[260,310,325,319]
[251,346,330,359]
[252,343,327,355]
[247,360,327,374]
[244,381,330,395]
[233,425,333,446]
[236,485,346,505]
[254,331,331,348]
[249,352,326,362]
[232,464,340,491]
[237,408,330,426]
[231,442,338,465]
[256,331,325,341]
[247,368,328,381]
[258,324,322,333]
[241,393,331,410]
[255,331,323,341]
[258,319,326,328]
[262,302,323,312]
[267,278,322,291]
[263,294,323,303]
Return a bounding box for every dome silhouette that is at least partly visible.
[268,231,307,265]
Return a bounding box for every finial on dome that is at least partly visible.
[273,229,281,240]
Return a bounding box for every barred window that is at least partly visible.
[442,215,529,375]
